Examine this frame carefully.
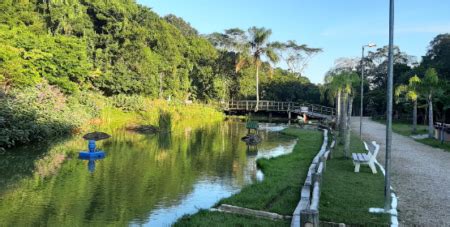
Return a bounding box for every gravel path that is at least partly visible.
[351,118,450,226]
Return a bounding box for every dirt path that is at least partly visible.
[350,117,450,226]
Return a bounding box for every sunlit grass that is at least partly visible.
[319,133,390,225]
[174,210,289,227]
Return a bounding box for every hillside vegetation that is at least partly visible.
[0,0,324,149]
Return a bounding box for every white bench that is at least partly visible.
[352,141,379,174]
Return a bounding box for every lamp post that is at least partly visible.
[360,43,376,138]
[385,0,395,211]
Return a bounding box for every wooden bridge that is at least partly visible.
[224,100,335,120]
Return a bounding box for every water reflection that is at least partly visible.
[78,157,106,173]
[0,121,296,226]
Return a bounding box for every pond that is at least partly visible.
[0,120,297,226]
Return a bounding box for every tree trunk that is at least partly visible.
[255,63,260,112]
[428,94,434,138]
[413,99,417,134]
[336,89,341,130]
[344,95,354,158]
[339,92,348,145]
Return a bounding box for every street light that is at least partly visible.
[360,43,376,138]
[385,0,395,211]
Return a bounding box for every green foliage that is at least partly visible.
[111,94,146,112]
[0,0,223,100]
[163,14,198,37]
[0,25,92,93]
[0,82,91,149]
[261,72,320,103]
[422,34,450,81]
[0,0,325,149]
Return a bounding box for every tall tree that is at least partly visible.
[420,68,440,138]
[321,73,343,129]
[271,40,322,76]
[247,27,279,111]
[395,75,421,133]
[422,34,450,81]
[323,70,359,157]
[364,46,416,115]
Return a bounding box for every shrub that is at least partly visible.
[0,82,91,149]
[110,94,146,112]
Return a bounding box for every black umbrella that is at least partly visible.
[82,131,111,141]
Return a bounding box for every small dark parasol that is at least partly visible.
[82,131,111,141]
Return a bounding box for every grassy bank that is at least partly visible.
[373,119,450,152]
[175,128,323,226]
[0,85,224,151]
[373,119,427,136]
[418,138,450,152]
[319,133,390,225]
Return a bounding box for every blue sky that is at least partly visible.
[138,0,450,84]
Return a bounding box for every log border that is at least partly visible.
[291,126,336,227]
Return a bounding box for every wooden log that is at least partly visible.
[320,156,327,171]
[300,209,319,227]
[312,172,322,186]
[309,181,321,210]
[217,204,287,220]
[301,185,311,199]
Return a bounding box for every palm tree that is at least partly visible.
[323,71,359,157]
[420,68,440,138]
[395,75,421,134]
[340,72,360,158]
[321,73,344,130]
[207,27,280,110]
[247,27,279,111]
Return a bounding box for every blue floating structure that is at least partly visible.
[79,140,106,173]
[79,140,106,159]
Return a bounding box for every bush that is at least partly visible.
[0,82,91,149]
[73,91,109,117]
[110,94,146,112]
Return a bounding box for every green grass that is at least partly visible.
[175,128,323,226]
[373,119,427,136]
[173,210,290,227]
[319,133,390,225]
[373,119,450,152]
[419,138,450,152]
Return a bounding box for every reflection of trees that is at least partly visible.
[0,121,255,225]
[0,120,296,225]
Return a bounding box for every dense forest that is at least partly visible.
[0,0,321,101]
[0,0,322,150]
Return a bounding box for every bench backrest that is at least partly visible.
[363,141,369,151]
[366,141,380,162]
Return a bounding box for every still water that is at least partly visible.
[0,121,296,226]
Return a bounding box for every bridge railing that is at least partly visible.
[225,100,335,117]
[227,100,297,112]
